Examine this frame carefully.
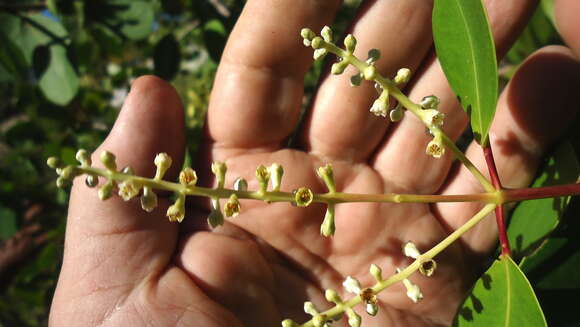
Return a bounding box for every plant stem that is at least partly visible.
[299,203,497,327]
[503,183,580,202]
[322,41,495,193]
[77,166,497,204]
[483,146,511,256]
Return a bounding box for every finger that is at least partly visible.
[372,0,537,192]
[436,46,580,254]
[55,76,185,298]
[301,0,434,162]
[556,0,580,57]
[207,0,341,156]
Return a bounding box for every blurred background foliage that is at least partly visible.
[0,0,577,326]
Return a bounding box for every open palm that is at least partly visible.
[50,1,580,326]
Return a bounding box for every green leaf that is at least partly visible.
[433,0,498,145]
[98,0,154,40]
[508,142,580,258]
[0,205,18,240]
[540,0,555,26]
[154,33,181,81]
[0,12,79,105]
[454,256,546,326]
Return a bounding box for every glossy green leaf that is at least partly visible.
[508,142,579,258]
[433,0,498,145]
[107,0,154,40]
[0,13,79,105]
[0,205,18,240]
[454,256,546,326]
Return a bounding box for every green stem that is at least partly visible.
[78,166,497,204]
[322,41,495,193]
[299,203,497,326]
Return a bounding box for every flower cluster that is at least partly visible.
[301,26,447,159]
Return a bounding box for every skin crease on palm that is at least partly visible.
[49,0,580,326]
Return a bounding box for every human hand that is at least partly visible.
[50,1,580,326]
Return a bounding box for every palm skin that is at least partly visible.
[50,0,580,326]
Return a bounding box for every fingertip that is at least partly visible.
[98,75,186,178]
[505,45,580,149]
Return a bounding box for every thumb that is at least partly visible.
[54,76,185,303]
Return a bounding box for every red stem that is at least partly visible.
[483,146,511,257]
[503,183,580,202]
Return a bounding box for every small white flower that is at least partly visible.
[118,179,140,201]
[423,109,445,128]
[370,98,388,117]
[426,135,445,159]
[343,276,362,294]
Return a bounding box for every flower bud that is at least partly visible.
[389,106,404,122]
[179,167,198,186]
[311,36,323,49]
[350,73,362,87]
[366,48,381,64]
[320,205,335,237]
[346,308,361,327]
[313,48,327,60]
[331,59,348,75]
[301,28,315,46]
[282,319,299,327]
[59,166,77,180]
[56,177,69,188]
[75,149,91,166]
[207,198,224,228]
[233,177,248,191]
[140,187,158,212]
[363,64,377,80]
[85,174,98,188]
[211,161,227,188]
[403,278,423,303]
[293,187,313,207]
[325,289,342,304]
[370,264,382,282]
[256,164,270,193]
[47,157,64,169]
[394,68,411,84]
[303,301,318,316]
[269,163,284,192]
[100,151,117,171]
[312,315,327,327]
[344,34,357,53]
[154,153,172,180]
[166,193,185,222]
[98,180,114,200]
[224,194,241,217]
[320,25,333,42]
[420,95,440,109]
[343,276,362,294]
[402,241,421,259]
[317,164,336,193]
